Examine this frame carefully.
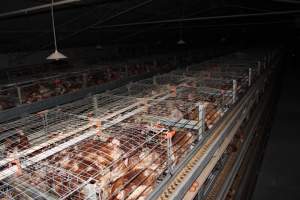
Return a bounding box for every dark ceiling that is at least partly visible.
[0,0,299,53]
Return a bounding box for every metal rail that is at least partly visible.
[147,69,267,200]
[207,70,275,200]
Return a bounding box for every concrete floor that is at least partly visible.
[252,56,300,200]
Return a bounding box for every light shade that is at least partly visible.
[177,39,186,45]
[96,44,103,50]
[47,50,67,60]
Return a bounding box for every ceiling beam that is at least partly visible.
[93,9,300,29]
[273,0,300,4]
[0,0,80,19]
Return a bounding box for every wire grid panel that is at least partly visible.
[193,76,250,106]
[141,98,197,121]
[0,110,91,168]
[124,94,228,131]
[0,162,84,200]
[194,78,234,91]
[24,123,165,199]
[175,84,233,127]
[189,62,253,73]
[91,94,144,121]
[107,83,165,98]
[0,87,19,110]
[121,78,235,130]
[171,69,249,85]
[138,74,188,86]
[19,74,84,104]
[173,85,232,105]
[56,94,140,119]
[55,97,92,115]
[47,122,198,200]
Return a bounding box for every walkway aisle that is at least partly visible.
[252,56,300,200]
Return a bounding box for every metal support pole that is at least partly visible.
[93,96,98,113]
[186,66,190,72]
[165,130,176,175]
[125,64,129,77]
[248,68,252,87]
[255,89,260,103]
[6,71,11,83]
[43,112,48,135]
[198,103,206,141]
[153,76,157,85]
[16,86,22,105]
[153,59,157,68]
[257,61,261,75]
[232,79,237,104]
[83,73,87,88]
[127,82,132,94]
[167,136,174,174]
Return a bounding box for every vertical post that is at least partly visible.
[221,90,225,108]
[153,76,157,85]
[167,137,173,174]
[186,66,190,72]
[125,64,129,77]
[166,130,175,175]
[83,73,87,88]
[44,111,48,135]
[17,86,22,105]
[198,103,206,141]
[153,59,157,68]
[248,68,252,87]
[255,89,260,103]
[232,79,237,104]
[6,71,11,83]
[257,61,261,75]
[93,96,98,113]
[126,82,132,94]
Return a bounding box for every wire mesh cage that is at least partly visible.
[57,94,141,120]
[19,74,84,105]
[0,87,19,111]
[0,162,84,200]
[38,122,198,200]
[138,74,189,86]
[172,68,248,81]
[0,51,266,200]
[107,83,166,98]
[0,110,92,169]
[123,100,217,132]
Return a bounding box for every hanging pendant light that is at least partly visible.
[96,44,103,50]
[177,39,186,45]
[177,1,186,45]
[177,22,186,45]
[47,50,67,60]
[47,0,67,60]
